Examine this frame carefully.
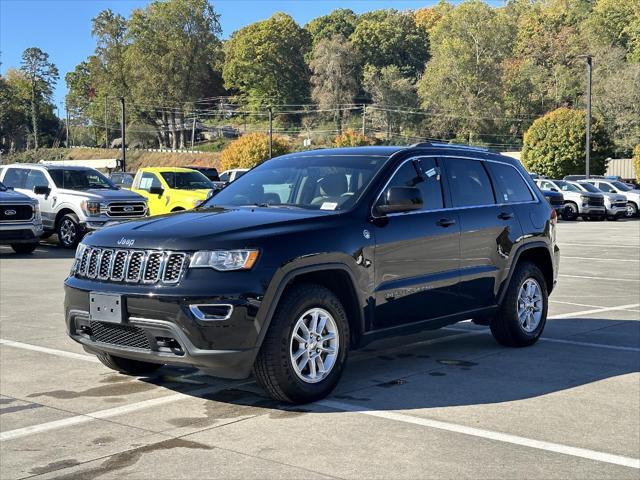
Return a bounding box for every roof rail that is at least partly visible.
[409,142,489,152]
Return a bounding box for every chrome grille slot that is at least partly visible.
[163,253,187,283]
[74,248,187,285]
[143,252,164,283]
[105,202,147,218]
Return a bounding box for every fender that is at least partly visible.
[496,240,553,305]
[253,262,366,351]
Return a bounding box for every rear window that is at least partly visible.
[444,159,495,208]
[486,162,534,203]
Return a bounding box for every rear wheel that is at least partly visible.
[562,202,579,221]
[96,352,163,375]
[491,261,548,347]
[11,243,38,254]
[253,284,349,404]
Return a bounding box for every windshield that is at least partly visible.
[49,169,116,190]
[161,171,213,190]
[203,154,388,210]
[611,181,631,191]
[577,182,600,193]
[555,180,580,192]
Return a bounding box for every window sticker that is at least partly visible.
[320,202,338,210]
[139,177,153,190]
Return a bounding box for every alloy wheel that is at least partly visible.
[289,308,339,384]
[59,219,76,246]
[517,278,543,333]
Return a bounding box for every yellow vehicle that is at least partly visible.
[131,167,213,215]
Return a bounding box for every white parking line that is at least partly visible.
[318,400,640,469]
[542,338,640,352]
[549,303,640,319]
[0,339,99,363]
[558,274,639,283]
[562,256,640,262]
[550,300,640,312]
[558,243,640,249]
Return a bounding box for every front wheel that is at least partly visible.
[490,261,548,347]
[11,243,38,254]
[96,352,163,375]
[626,202,638,218]
[57,213,82,249]
[562,203,579,221]
[253,284,349,404]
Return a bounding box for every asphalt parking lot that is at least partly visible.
[1,219,639,479]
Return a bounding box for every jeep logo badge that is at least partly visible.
[4,209,16,216]
[117,237,135,247]
[124,206,134,212]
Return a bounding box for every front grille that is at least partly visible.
[0,204,33,222]
[104,202,147,218]
[588,197,604,206]
[549,197,563,206]
[76,247,188,285]
[89,321,150,350]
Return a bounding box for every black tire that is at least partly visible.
[490,261,548,348]
[562,202,579,221]
[57,213,82,249]
[96,352,163,375]
[626,202,638,218]
[253,283,350,404]
[10,243,38,254]
[171,207,185,212]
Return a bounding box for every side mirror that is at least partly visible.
[33,185,51,196]
[375,186,423,215]
[149,186,164,196]
[550,188,558,192]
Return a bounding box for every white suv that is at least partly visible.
[535,179,605,221]
[582,179,640,218]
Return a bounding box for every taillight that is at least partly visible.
[550,208,558,225]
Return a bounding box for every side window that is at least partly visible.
[598,182,614,193]
[539,180,554,191]
[380,160,444,211]
[444,158,495,208]
[219,172,230,182]
[24,169,50,190]
[138,172,161,192]
[2,168,28,188]
[486,162,534,203]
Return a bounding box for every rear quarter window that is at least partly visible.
[486,162,534,203]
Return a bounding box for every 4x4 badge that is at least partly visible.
[362,229,370,239]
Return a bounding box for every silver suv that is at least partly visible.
[535,179,605,221]
[0,164,148,248]
[582,179,640,218]
[0,180,43,254]
[566,181,627,221]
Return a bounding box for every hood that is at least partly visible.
[0,188,36,204]
[541,189,563,199]
[82,206,339,250]
[56,188,146,202]
[602,192,626,202]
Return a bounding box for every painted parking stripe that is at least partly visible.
[558,242,639,249]
[541,338,640,352]
[317,400,640,469]
[548,303,640,319]
[550,300,640,312]
[0,339,100,363]
[561,256,640,262]
[558,274,639,283]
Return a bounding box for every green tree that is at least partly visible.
[414,0,453,35]
[363,65,418,140]
[417,1,512,144]
[219,132,290,170]
[351,9,428,77]
[309,35,360,134]
[223,13,311,106]
[633,145,640,183]
[522,107,613,178]
[20,47,59,149]
[0,72,28,152]
[305,9,358,46]
[586,0,640,55]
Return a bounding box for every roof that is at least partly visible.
[5,163,99,171]
[137,167,201,173]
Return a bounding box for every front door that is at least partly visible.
[132,172,163,215]
[372,157,461,329]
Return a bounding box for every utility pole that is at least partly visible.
[585,55,593,179]
[65,102,70,148]
[104,97,109,148]
[362,104,366,136]
[120,97,126,172]
[268,107,273,159]
[191,115,196,149]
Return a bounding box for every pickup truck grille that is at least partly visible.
[0,204,33,222]
[75,247,187,285]
[549,197,563,207]
[588,197,604,207]
[104,202,147,218]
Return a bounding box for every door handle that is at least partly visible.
[498,212,514,220]
[437,218,456,227]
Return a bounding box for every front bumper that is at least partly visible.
[64,280,263,379]
[606,205,627,217]
[0,222,43,244]
[578,206,605,215]
[83,217,145,231]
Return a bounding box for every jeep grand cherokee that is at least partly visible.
[65,144,559,403]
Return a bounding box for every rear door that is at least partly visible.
[372,157,461,329]
[441,157,523,311]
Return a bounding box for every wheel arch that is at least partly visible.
[498,242,555,304]
[55,207,79,228]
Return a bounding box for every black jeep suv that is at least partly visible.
[65,144,559,403]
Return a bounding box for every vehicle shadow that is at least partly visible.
[0,241,76,260]
[133,317,639,415]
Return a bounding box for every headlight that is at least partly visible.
[189,249,259,271]
[192,198,203,207]
[81,200,101,216]
[580,195,590,202]
[33,203,41,221]
[71,243,87,273]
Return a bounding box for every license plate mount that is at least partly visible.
[89,293,124,323]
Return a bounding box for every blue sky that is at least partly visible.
[0,0,500,113]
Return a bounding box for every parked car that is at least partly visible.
[130,167,213,215]
[567,180,627,221]
[535,179,605,221]
[182,166,220,182]
[581,178,640,218]
[0,180,43,254]
[539,188,564,216]
[65,143,559,404]
[109,172,135,189]
[219,168,249,184]
[0,165,148,248]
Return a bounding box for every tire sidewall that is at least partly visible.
[509,265,548,343]
[562,203,578,221]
